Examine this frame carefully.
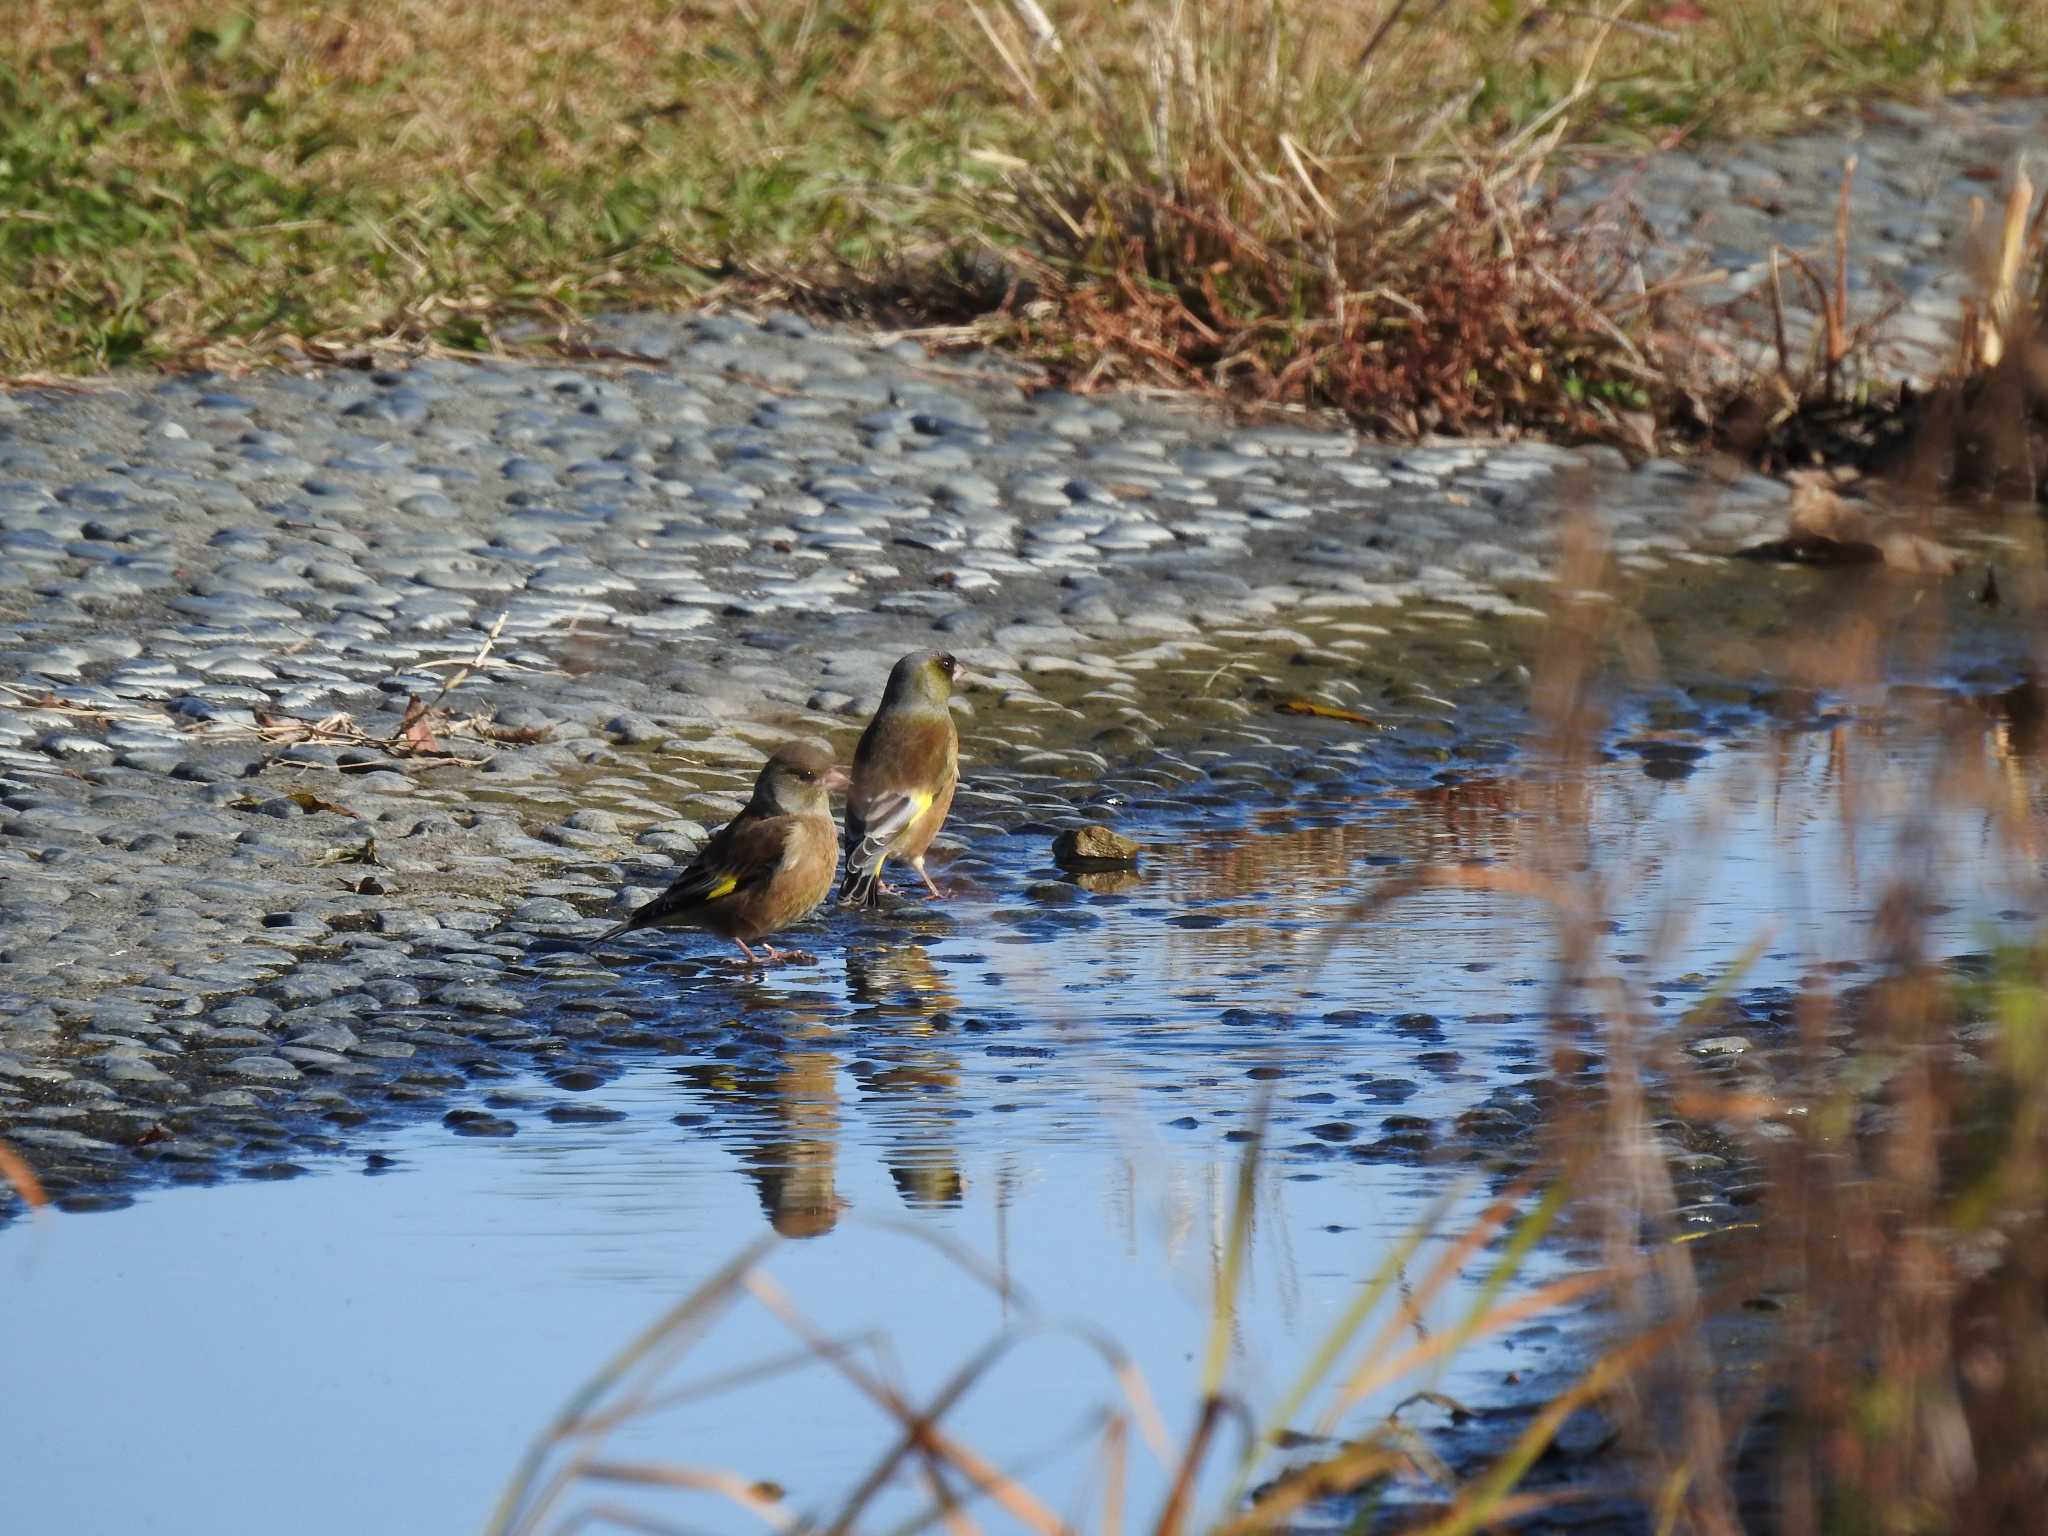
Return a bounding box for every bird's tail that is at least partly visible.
[838,859,884,909]
[582,917,634,952]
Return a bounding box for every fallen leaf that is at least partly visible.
[393,694,443,754]
[1276,696,1387,728]
[288,791,359,818]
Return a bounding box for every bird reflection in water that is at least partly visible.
[673,990,848,1239]
[739,1044,844,1239]
[844,940,967,1212]
[664,940,971,1239]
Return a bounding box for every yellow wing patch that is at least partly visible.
[908,789,934,817]
[704,874,740,900]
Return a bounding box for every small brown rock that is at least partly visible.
[1052,826,1141,869]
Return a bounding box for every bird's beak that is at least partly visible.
[823,766,851,793]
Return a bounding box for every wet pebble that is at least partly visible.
[443,1109,518,1137]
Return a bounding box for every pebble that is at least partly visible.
[1688,1036,1754,1059]
[1051,826,1142,868]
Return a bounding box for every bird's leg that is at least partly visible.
[913,857,943,900]
[733,938,763,964]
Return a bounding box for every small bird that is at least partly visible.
[841,650,961,908]
[595,740,847,964]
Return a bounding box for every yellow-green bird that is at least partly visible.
[841,650,961,907]
[596,741,847,964]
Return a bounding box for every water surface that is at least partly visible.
[6,676,2041,1535]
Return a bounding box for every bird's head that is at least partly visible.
[882,649,962,711]
[755,740,848,815]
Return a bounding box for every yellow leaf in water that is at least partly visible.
[1275,697,1386,728]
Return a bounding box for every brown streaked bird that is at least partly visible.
[840,650,961,908]
[595,741,847,964]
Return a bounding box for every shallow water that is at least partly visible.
[6,674,2043,1536]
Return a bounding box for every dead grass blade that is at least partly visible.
[1225,1178,1478,1507]
[0,1140,48,1211]
[485,1236,778,1536]
[586,1332,885,1434]
[1312,1182,1541,1432]
[1152,1395,1231,1536]
[1099,1415,1128,1536]
[863,1215,1174,1464]
[572,1461,796,1532]
[823,1324,1067,1536]
[1328,1268,1617,1430]
[1401,1318,1691,1536]
[740,1272,1073,1536]
[1210,1438,1409,1536]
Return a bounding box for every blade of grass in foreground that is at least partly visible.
[1401,1317,1692,1536]
[1332,1268,1617,1423]
[1437,1178,1577,1370]
[569,1461,797,1531]
[485,1236,778,1536]
[1221,1178,1479,1511]
[1314,1182,1537,1436]
[739,1270,1073,1536]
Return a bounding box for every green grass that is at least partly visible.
[3,0,2045,401]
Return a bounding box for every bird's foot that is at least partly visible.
[734,939,810,966]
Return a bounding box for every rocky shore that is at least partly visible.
[11,92,2046,1211]
[0,299,1817,1208]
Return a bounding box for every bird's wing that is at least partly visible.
[622,815,791,930]
[844,787,933,872]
